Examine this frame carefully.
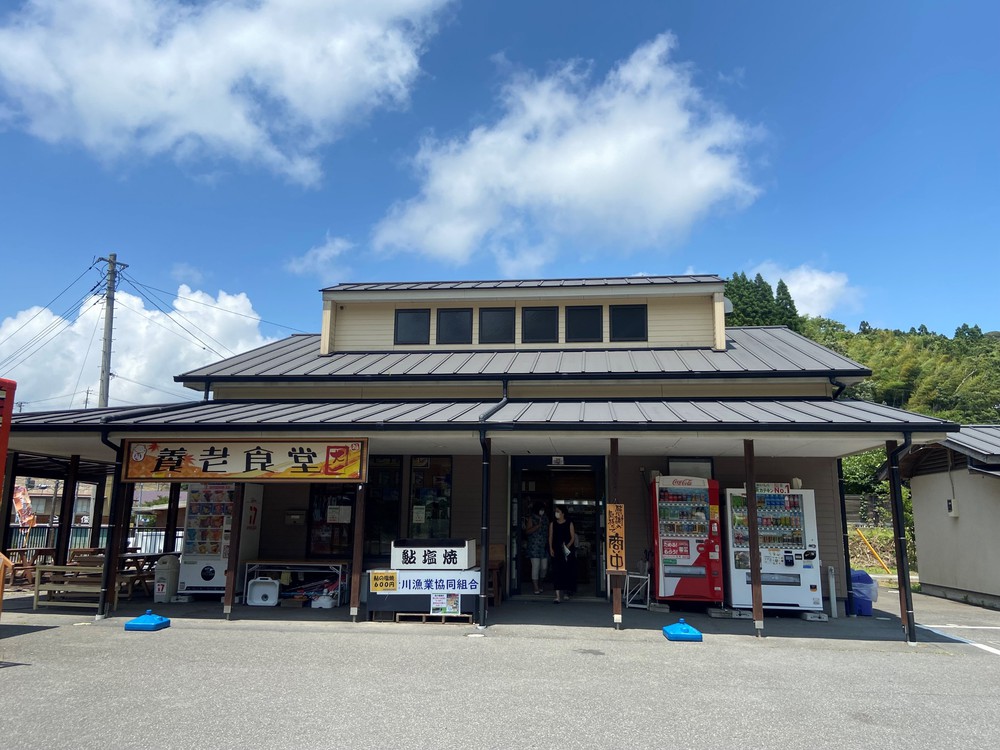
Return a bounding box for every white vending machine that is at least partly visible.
[725,484,823,611]
[178,482,262,595]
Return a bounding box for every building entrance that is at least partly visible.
[510,456,606,597]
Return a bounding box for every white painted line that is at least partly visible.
[921,624,1000,630]
[917,624,1000,656]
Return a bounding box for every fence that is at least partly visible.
[4,525,183,554]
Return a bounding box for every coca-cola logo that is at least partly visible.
[670,478,694,486]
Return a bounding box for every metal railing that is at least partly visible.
[3,525,183,554]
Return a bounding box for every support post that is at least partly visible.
[54,455,80,565]
[164,483,181,553]
[837,459,853,617]
[98,445,128,619]
[89,478,107,548]
[609,438,622,629]
[350,483,367,621]
[886,439,917,643]
[478,433,491,627]
[744,439,764,637]
[222,484,245,619]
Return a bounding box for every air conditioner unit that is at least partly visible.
[946,497,959,517]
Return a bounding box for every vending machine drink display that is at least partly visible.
[725,484,823,611]
[650,476,723,604]
[178,482,262,595]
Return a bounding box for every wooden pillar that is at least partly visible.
[89,478,107,548]
[54,455,80,565]
[744,439,764,637]
[99,473,132,619]
[222,484,245,619]
[609,439,624,628]
[163,483,181,553]
[886,440,917,643]
[350,483,367,621]
[1,452,17,553]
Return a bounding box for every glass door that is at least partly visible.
[307,484,357,559]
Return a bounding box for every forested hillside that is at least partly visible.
[726,272,999,557]
[726,272,1000,424]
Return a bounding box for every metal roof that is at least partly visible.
[11,398,953,433]
[940,426,1000,464]
[175,327,871,384]
[323,275,725,293]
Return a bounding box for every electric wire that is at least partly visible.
[113,296,228,357]
[110,372,199,401]
[120,273,308,333]
[70,301,103,409]
[119,272,234,357]
[0,295,104,375]
[0,261,101,349]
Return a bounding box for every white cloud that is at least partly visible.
[0,285,273,411]
[0,0,451,185]
[285,234,354,285]
[751,261,864,318]
[374,32,761,271]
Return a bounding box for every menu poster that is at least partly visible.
[430,593,460,615]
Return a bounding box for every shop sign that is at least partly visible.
[368,569,480,594]
[390,540,476,570]
[755,482,790,494]
[123,438,368,482]
[369,571,398,592]
[605,503,626,572]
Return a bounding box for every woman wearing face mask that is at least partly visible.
[548,505,577,603]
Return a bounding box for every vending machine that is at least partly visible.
[650,476,723,604]
[724,484,822,611]
[178,482,262,595]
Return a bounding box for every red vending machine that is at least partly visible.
[650,475,723,604]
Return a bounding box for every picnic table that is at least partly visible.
[4,547,55,587]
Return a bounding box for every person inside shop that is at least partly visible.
[524,501,548,594]
[548,504,577,604]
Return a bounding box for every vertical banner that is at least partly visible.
[605,503,626,573]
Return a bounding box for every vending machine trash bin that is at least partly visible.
[153,555,181,604]
[850,569,879,603]
[852,593,873,616]
[247,577,280,606]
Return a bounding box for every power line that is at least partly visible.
[110,372,199,401]
[0,261,102,349]
[118,272,234,357]
[121,274,308,333]
[114,296,228,357]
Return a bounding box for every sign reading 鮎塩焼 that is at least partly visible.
[123,438,368,482]
[605,502,626,573]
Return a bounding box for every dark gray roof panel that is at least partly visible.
[175,327,871,383]
[941,425,1000,463]
[324,275,726,293]
[12,398,955,434]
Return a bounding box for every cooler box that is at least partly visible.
[247,577,280,606]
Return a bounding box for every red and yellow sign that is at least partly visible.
[123,438,368,483]
[605,502,626,573]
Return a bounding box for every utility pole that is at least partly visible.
[97,254,127,408]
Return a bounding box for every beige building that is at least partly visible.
[3,275,957,631]
[901,426,1000,609]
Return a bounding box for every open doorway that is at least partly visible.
[510,456,606,597]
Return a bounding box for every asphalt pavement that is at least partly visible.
[2,585,999,750]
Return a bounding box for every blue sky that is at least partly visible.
[0,1,997,410]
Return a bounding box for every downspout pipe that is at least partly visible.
[97,431,125,619]
[887,433,916,643]
[830,378,848,399]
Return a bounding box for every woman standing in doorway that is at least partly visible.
[548,505,577,604]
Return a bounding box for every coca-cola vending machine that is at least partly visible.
[650,475,723,604]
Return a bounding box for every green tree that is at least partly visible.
[774,279,802,332]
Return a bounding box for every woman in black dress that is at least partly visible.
[548,505,577,603]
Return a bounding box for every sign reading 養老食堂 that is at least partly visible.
[123,438,367,482]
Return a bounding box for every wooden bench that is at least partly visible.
[33,564,117,611]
